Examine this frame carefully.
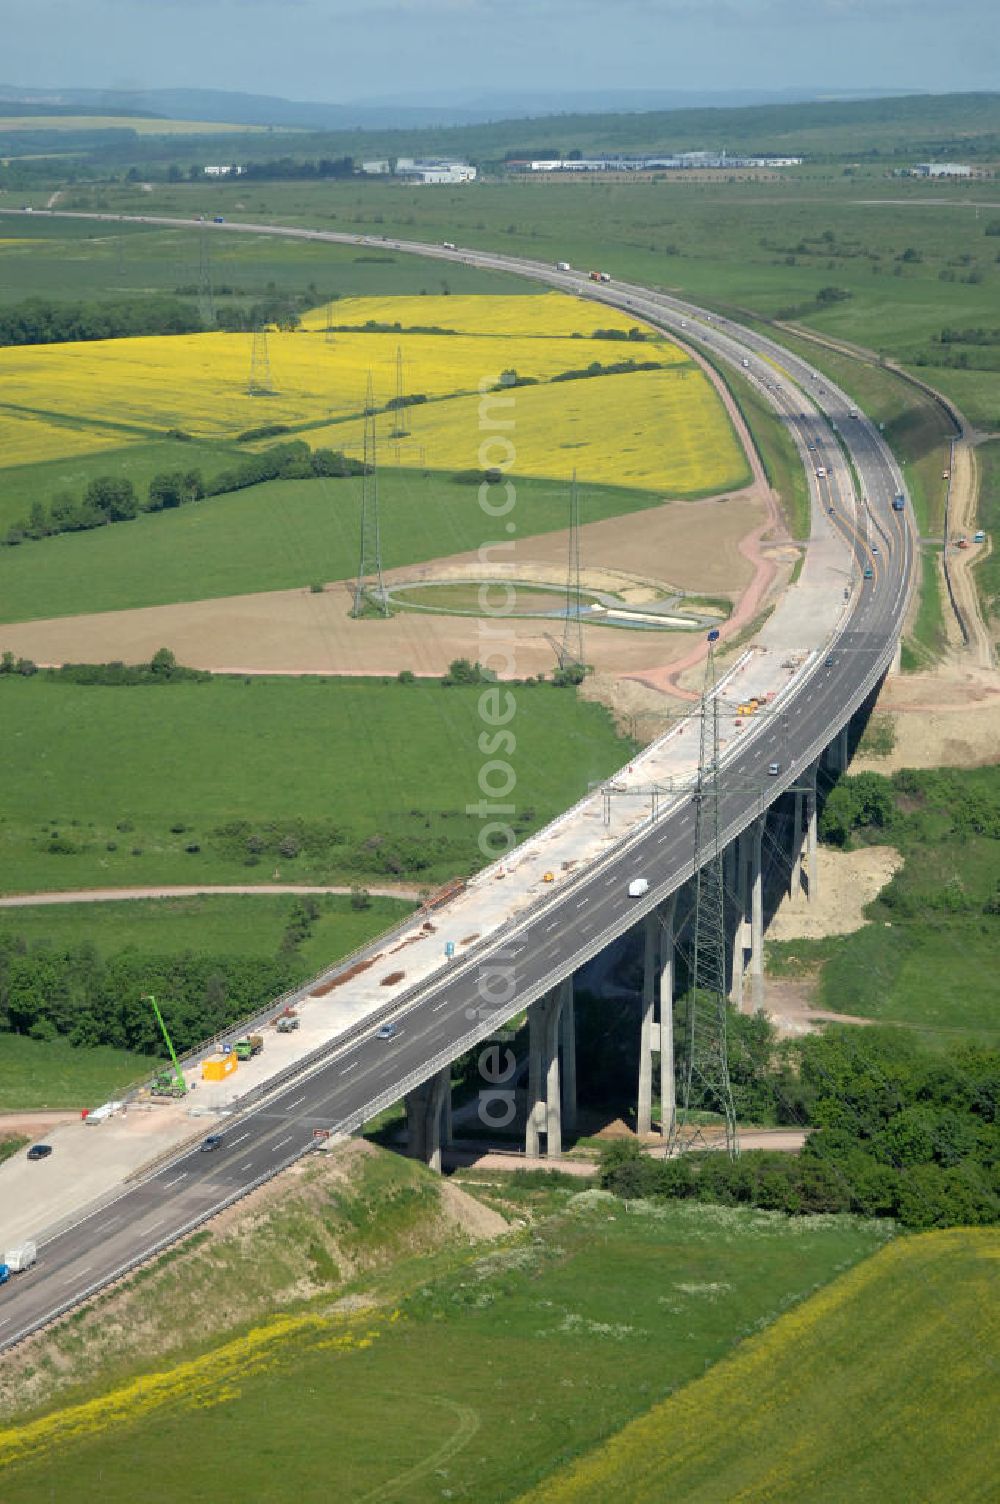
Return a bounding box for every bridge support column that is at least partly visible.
[560,976,577,1137]
[749,815,765,1013]
[638,911,657,1137]
[659,894,677,1142]
[730,830,748,1008]
[806,758,819,904]
[829,722,850,774]
[526,988,563,1158]
[890,638,902,676]
[790,788,804,896]
[405,1065,452,1174]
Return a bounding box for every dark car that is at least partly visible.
[27,1144,53,1161]
[200,1134,223,1153]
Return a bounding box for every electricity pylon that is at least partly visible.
[351,373,388,617]
[669,628,739,1160]
[248,326,274,395]
[389,345,410,440]
[557,471,584,671]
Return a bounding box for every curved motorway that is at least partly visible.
[0,213,914,1351]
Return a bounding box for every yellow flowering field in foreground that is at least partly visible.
[312,364,747,495]
[300,290,647,339]
[517,1227,1000,1504]
[0,322,684,448]
[0,408,126,467]
[0,1307,396,1471]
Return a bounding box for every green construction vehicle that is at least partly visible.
[234,1034,264,1061]
[143,993,187,1097]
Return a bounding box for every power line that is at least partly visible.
[247,326,274,396]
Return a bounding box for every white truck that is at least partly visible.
[0,1241,37,1283]
[556,260,571,271]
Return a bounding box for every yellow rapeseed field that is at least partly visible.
[515,1227,1000,1504]
[0,409,126,467]
[0,324,682,447]
[311,365,745,495]
[0,292,740,494]
[300,291,651,339]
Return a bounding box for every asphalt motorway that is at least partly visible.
[0,216,912,1350]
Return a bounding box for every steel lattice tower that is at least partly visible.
[198,229,215,328]
[669,628,739,1159]
[248,326,274,395]
[558,471,584,670]
[389,345,410,440]
[352,373,388,617]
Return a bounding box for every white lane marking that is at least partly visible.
[230,1132,250,1147]
[161,1173,187,1188]
[103,1215,122,1231]
[273,1135,293,1152]
[146,1219,165,1231]
[64,1266,91,1284]
[432,998,451,1013]
[239,1160,253,1170]
[341,1060,358,1074]
[287,1097,305,1109]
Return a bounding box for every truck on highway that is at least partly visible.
[0,1242,37,1282]
[556,260,571,271]
[892,494,905,511]
[589,270,611,283]
[234,1034,263,1060]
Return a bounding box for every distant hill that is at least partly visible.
[0,82,943,133]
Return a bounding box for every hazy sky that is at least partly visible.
[2,0,996,101]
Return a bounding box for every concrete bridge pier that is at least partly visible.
[749,815,765,1013]
[806,757,820,902]
[560,975,577,1137]
[730,828,749,1010]
[637,896,678,1138]
[406,1065,452,1174]
[526,987,564,1158]
[791,758,821,902]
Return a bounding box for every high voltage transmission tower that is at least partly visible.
[549,471,584,672]
[389,345,410,440]
[198,229,215,328]
[669,627,739,1160]
[351,373,388,617]
[247,326,274,395]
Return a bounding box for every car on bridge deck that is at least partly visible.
[200,1134,224,1153]
[768,762,781,776]
[376,1023,399,1040]
[863,566,874,579]
[27,1144,53,1161]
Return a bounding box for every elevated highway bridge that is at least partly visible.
[0,211,914,1351]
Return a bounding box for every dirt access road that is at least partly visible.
[0,883,424,908]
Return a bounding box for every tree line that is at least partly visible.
[3,441,366,547]
[0,296,202,348]
[600,1025,999,1231]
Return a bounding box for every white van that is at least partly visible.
[628,878,649,898]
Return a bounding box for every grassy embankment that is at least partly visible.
[767,765,1000,1047]
[0,1143,892,1502]
[515,1226,999,1504]
[973,437,1000,639]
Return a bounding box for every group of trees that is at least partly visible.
[600,1026,999,1231]
[0,296,201,348]
[4,441,366,547]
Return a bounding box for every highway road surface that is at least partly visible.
[0,213,913,1350]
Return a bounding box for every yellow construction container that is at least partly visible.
[202,1052,237,1082]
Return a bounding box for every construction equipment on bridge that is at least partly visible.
[202,1051,237,1082]
[669,629,739,1161]
[143,993,188,1098]
[276,1012,300,1033]
[234,1034,264,1060]
[351,371,389,617]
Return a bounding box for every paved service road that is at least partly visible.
[0,214,913,1351]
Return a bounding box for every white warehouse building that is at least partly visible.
[912,162,972,178]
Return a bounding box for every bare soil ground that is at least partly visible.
[769,845,904,942]
[1,493,765,683]
[853,661,1000,773]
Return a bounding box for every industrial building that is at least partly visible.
[911,162,972,178]
[525,152,802,173]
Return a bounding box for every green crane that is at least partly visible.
[143,993,187,1097]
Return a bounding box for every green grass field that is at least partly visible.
[0,467,666,623]
[973,437,1000,633]
[0,675,631,890]
[0,217,538,306]
[0,1155,891,1501]
[0,1034,154,1110]
[515,1226,999,1504]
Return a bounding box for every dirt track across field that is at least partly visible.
[0,884,424,908]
